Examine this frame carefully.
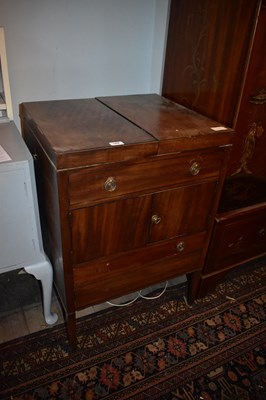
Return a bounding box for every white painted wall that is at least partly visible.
[0,0,170,128]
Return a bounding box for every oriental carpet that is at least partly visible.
[1,258,266,399]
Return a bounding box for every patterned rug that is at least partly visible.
[1,259,266,400]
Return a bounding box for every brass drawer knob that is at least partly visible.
[151,214,161,224]
[104,177,117,192]
[176,241,185,252]
[189,162,201,176]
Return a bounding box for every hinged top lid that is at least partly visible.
[20,98,158,169]
[20,94,234,170]
[98,94,234,153]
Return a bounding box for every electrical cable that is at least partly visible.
[106,293,140,307]
[106,281,168,307]
[139,280,168,300]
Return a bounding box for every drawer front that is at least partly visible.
[205,205,266,273]
[71,195,152,263]
[71,180,216,263]
[69,150,223,206]
[73,232,205,309]
[149,180,217,242]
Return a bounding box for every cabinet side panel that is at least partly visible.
[21,118,67,309]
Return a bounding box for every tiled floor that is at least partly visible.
[0,270,186,343]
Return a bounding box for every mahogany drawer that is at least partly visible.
[204,202,266,274]
[68,150,224,206]
[73,232,205,308]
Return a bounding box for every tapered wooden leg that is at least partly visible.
[186,270,202,303]
[66,312,78,349]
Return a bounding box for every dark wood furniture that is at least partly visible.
[163,0,266,296]
[20,94,233,346]
[163,0,262,132]
[198,174,266,296]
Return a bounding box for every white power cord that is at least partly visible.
[106,293,140,307]
[106,281,168,307]
[139,280,168,300]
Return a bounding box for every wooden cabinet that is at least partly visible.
[198,174,266,296]
[162,0,266,296]
[163,0,266,177]
[205,205,266,275]
[20,94,233,345]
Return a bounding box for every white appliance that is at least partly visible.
[0,121,57,325]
